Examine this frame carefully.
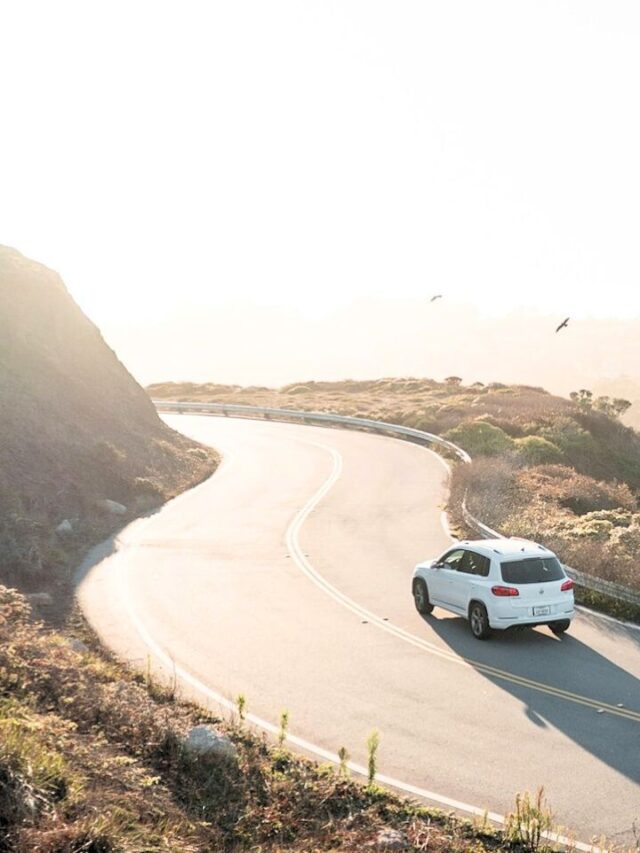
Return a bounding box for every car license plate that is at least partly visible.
[533,605,551,616]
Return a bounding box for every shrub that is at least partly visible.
[187,447,209,460]
[571,518,614,541]
[583,509,634,527]
[133,477,163,498]
[608,521,640,554]
[575,409,640,488]
[92,440,126,467]
[505,788,554,851]
[538,417,597,465]
[445,420,514,457]
[402,405,440,433]
[449,458,519,531]
[514,436,564,465]
[517,466,636,515]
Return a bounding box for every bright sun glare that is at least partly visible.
[1,1,639,329]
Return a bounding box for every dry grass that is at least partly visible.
[0,586,545,852]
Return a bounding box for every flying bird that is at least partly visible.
[430,294,442,302]
[555,317,570,333]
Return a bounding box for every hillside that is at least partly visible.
[149,378,640,610]
[0,246,217,616]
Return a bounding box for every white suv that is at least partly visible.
[412,538,575,640]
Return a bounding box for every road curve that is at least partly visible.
[77,415,640,846]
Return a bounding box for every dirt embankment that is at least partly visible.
[0,246,217,621]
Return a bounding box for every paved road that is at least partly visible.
[77,415,640,846]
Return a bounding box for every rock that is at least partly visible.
[26,592,53,607]
[56,519,73,535]
[183,725,237,760]
[373,829,410,850]
[68,638,89,655]
[97,499,127,515]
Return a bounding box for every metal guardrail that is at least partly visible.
[155,399,640,608]
[153,400,471,462]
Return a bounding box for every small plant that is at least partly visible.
[472,809,492,836]
[235,693,246,722]
[337,746,350,777]
[366,729,380,787]
[505,787,554,851]
[170,658,177,701]
[278,709,289,747]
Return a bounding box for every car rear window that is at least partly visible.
[500,557,565,584]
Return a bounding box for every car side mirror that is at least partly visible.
[433,561,445,569]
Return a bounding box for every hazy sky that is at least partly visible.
[2,0,640,329]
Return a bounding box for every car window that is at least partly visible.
[441,549,466,569]
[456,551,475,574]
[457,550,491,577]
[467,551,490,577]
[500,557,565,584]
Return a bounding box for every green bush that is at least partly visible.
[445,420,514,457]
[571,518,615,541]
[608,521,640,553]
[514,435,564,465]
[538,418,598,467]
[585,509,634,527]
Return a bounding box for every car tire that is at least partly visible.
[550,619,571,635]
[412,579,433,615]
[469,602,492,640]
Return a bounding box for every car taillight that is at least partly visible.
[561,579,574,591]
[491,585,519,597]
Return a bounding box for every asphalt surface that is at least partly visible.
[77,414,640,846]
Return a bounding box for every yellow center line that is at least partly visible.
[289,437,640,725]
[374,613,640,722]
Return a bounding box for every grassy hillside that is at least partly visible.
[149,378,640,607]
[0,246,217,619]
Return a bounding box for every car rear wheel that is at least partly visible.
[413,579,433,615]
[469,602,492,640]
[550,619,571,635]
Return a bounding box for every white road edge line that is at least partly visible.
[118,420,599,853]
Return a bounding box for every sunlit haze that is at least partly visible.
[2,1,640,387]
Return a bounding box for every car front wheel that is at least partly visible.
[549,619,571,636]
[413,579,433,615]
[469,602,492,640]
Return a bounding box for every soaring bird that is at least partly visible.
[430,294,442,302]
[555,317,570,333]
